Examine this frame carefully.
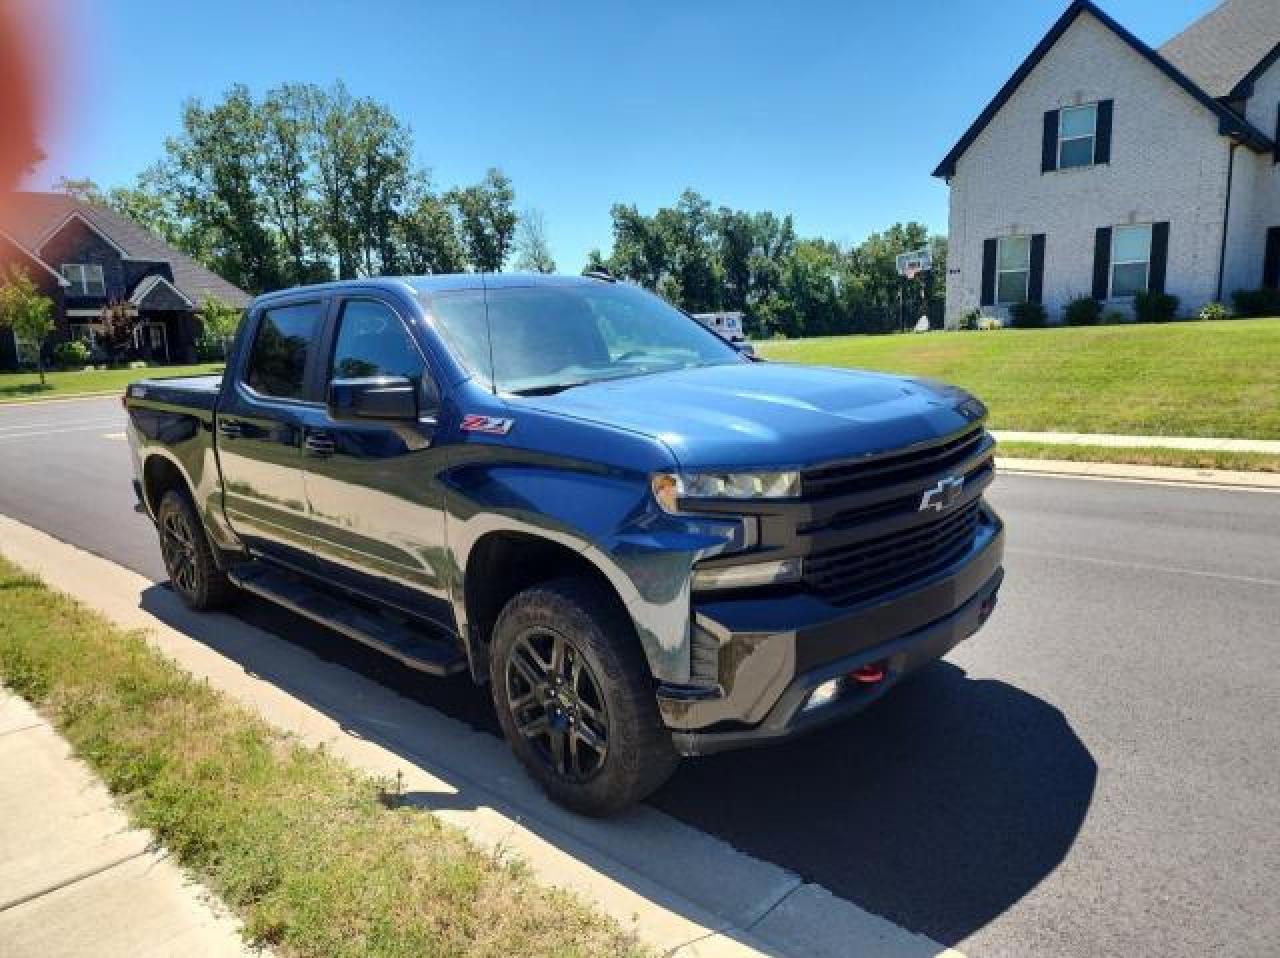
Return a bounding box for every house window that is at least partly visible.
[1059,103,1097,169]
[1111,225,1152,297]
[61,263,106,297]
[996,236,1031,304]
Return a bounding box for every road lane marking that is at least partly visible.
[1009,547,1280,589]
[103,432,126,440]
[0,419,120,434]
[0,424,127,441]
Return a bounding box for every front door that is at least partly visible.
[217,299,326,568]
[298,296,455,630]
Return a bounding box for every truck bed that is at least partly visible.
[127,373,223,413]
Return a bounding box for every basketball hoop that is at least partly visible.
[896,247,932,281]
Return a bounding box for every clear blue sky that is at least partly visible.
[27,0,1215,271]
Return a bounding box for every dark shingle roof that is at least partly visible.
[0,192,251,308]
[1159,0,1280,98]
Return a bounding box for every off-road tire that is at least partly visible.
[490,576,679,816]
[156,489,235,612]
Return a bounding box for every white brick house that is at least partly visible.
[935,0,1280,327]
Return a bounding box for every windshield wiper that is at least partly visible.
[509,381,591,396]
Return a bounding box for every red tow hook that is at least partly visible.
[850,662,886,685]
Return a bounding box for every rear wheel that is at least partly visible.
[490,576,679,816]
[156,489,234,612]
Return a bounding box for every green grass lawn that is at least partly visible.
[756,319,1280,439]
[0,363,224,403]
[0,557,648,958]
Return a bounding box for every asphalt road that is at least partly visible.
[1,396,1277,957]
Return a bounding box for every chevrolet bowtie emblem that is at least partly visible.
[919,476,965,513]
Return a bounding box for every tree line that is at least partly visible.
[71,84,942,338]
[586,192,945,338]
[80,82,551,293]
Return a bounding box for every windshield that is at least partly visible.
[426,283,743,394]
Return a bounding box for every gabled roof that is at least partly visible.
[0,228,71,286]
[130,273,196,309]
[36,210,128,258]
[933,0,1275,179]
[0,192,251,308]
[1159,0,1280,99]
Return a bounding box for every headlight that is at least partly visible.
[651,470,800,512]
[692,557,802,592]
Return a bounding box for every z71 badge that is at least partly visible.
[460,414,515,435]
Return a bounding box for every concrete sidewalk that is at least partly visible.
[991,429,1280,453]
[0,690,256,958]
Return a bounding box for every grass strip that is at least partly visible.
[997,441,1280,473]
[755,318,1280,439]
[0,363,224,403]
[0,557,649,958]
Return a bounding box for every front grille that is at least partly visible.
[802,426,986,500]
[804,499,983,605]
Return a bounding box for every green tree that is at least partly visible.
[260,84,330,285]
[52,176,105,204]
[162,85,282,292]
[0,266,55,385]
[447,168,517,272]
[513,208,556,273]
[396,180,467,274]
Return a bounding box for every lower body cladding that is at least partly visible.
[658,511,1004,756]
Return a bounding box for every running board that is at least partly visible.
[227,564,467,677]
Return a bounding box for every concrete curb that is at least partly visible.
[992,430,1280,454]
[996,457,1280,490]
[0,514,962,958]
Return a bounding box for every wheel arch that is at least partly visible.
[461,530,636,683]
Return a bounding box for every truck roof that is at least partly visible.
[250,273,612,308]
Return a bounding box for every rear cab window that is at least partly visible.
[244,302,324,399]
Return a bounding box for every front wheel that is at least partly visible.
[156,489,234,612]
[489,577,679,816]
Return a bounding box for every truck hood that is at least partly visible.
[516,362,984,470]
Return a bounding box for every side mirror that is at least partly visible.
[733,341,756,357]
[327,376,418,422]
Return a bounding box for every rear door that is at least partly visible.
[217,298,326,568]
[296,294,455,630]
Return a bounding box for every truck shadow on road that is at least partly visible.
[652,662,1097,946]
[139,584,1093,951]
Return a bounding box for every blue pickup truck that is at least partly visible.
[124,273,1004,815]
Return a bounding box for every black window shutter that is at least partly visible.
[1042,110,1060,173]
[981,238,997,306]
[1095,100,1113,164]
[1029,234,1046,304]
[1092,227,1112,300]
[1263,227,1280,288]
[1149,222,1170,294]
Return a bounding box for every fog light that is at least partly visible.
[803,678,843,712]
[691,557,802,592]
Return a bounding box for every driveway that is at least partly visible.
[1,396,1277,956]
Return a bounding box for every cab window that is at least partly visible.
[328,299,424,381]
[244,302,323,399]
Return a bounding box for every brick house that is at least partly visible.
[0,192,250,369]
[934,0,1280,327]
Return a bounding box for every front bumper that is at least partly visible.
[659,508,1004,756]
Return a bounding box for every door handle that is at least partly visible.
[217,419,243,439]
[303,431,336,457]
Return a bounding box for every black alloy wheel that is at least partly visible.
[506,627,610,783]
[161,506,199,599]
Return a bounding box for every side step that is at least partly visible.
[227,563,467,677]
